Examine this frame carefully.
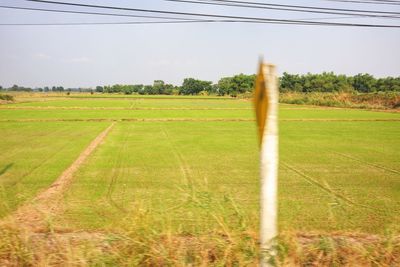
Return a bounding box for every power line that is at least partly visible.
[319,0,400,5]
[0,8,364,27]
[168,0,400,14]
[0,5,360,24]
[0,4,368,26]
[0,5,201,22]
[25,0,400,15]
[1,1,398,27]
[18,0,400,27]
[165,0,400,18]
[0,21,337,26]
[1,17,374,26]
[0,20,230,26]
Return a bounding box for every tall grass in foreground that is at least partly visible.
[1,186,399,266]
[1,223,399,266]
[280,92,400,110]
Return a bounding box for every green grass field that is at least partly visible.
[0,93,399,265]
[0,122,108,218]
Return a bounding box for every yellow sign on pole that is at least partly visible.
[254,61,269,145]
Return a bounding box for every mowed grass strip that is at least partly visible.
[0,122,109,218]
[55,120,399,235]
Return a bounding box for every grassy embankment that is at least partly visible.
[280,91,400,110]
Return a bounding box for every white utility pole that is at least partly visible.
[254,61,279,267]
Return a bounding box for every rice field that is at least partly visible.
[0,93,399,266]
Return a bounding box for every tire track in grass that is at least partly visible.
[160,125,195,212]
[281,161,385,213]
[333,152,400,175]
[106,127,129,213]
[4,123,115,232]
[160,125,192,187]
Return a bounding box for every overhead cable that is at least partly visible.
[1,1,398,27]
[165,0,400,15]
[164,0,400,18]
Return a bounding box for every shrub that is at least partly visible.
[279,91,400,109]
[0,94,14,102]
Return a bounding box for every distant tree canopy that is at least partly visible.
[9,85,33,92]
[215,74,256,96]
[180,78,212,95]
[280,72,400,93]
[3,72,399,95]
[94,75,255,96]
[100,81,178,95]
[51,86,64,92]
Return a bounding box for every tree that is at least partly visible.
[180,78,212,95]
[103,86,112,93]
[163,84,175,95]
[231,74,255,94]
[280,72,304,92]
[143,85,156,95]
[9,85,32,91]
[215,74,255,96]
[216,77,232,96]
[153,80,165,94]
[352,74,377,93]
[121,85,134,95]
[132,84,143,93]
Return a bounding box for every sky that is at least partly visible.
[0,0,399,88]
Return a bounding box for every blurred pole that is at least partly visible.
[255,61,279,267]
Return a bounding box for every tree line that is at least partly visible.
[95,74,257,97]
[2,72,399,96]
[0,85,68,92]
[280,72,400,93]
[95,73,400,95]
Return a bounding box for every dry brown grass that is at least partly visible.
[277,232,400,266]
[280,92,400,110]
[1,224,399,266]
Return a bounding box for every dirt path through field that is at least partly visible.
[5,122,115,232]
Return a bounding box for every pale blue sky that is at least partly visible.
[0,0,399,88]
